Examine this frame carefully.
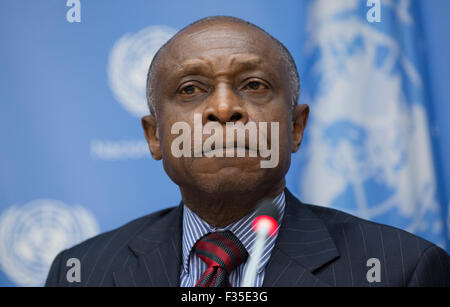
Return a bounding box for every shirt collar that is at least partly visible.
[181,191,286,274]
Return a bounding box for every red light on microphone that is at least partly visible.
[252,215,278,237]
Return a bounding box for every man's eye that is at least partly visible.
[179,85,201,96]
[244,81,268,91]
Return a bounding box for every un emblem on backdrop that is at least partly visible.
[0,199,99,286]
[300,0,443,245]
[107,25,177,117]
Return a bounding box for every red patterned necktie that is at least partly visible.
[194,230,249,287]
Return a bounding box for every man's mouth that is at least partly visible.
[196,141,259,157]
[204,146,257,157]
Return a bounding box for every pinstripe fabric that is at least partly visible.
[45,188,450,287]
[180,192,285,287]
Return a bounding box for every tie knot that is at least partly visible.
[194,230,248,274]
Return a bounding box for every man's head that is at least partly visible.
[142,15,309,200]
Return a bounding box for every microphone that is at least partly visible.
[242,199,280,287]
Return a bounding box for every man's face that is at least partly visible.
[143,21,308,195]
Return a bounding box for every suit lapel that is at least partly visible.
[113,204,183,287]
[263,189,340,286]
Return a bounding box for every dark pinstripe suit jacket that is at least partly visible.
[45,188,450,287]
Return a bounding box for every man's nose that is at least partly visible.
[202,84,249,125]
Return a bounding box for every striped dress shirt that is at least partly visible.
[179,192,286,287]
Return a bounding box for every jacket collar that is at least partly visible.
[114,202,184,286]
[262,188,340,286]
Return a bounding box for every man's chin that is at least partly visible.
[190,168,264,195]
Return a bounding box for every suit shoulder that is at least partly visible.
[306,204,445,259]
[304,203,449,286]
[62,206,177,257]
[306,203,437,250]
[45,206,178,286]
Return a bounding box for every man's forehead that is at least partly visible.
[160,21,280,65]
[172,55,264,75]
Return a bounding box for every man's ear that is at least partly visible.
[142,115,162,160]
[291,104,310,153]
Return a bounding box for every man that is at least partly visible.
[46,16,450,287]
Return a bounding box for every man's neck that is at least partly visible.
[180,180,285,228]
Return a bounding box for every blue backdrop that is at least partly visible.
[0,0,449,286]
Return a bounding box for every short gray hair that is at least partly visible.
[146,16,300,116]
